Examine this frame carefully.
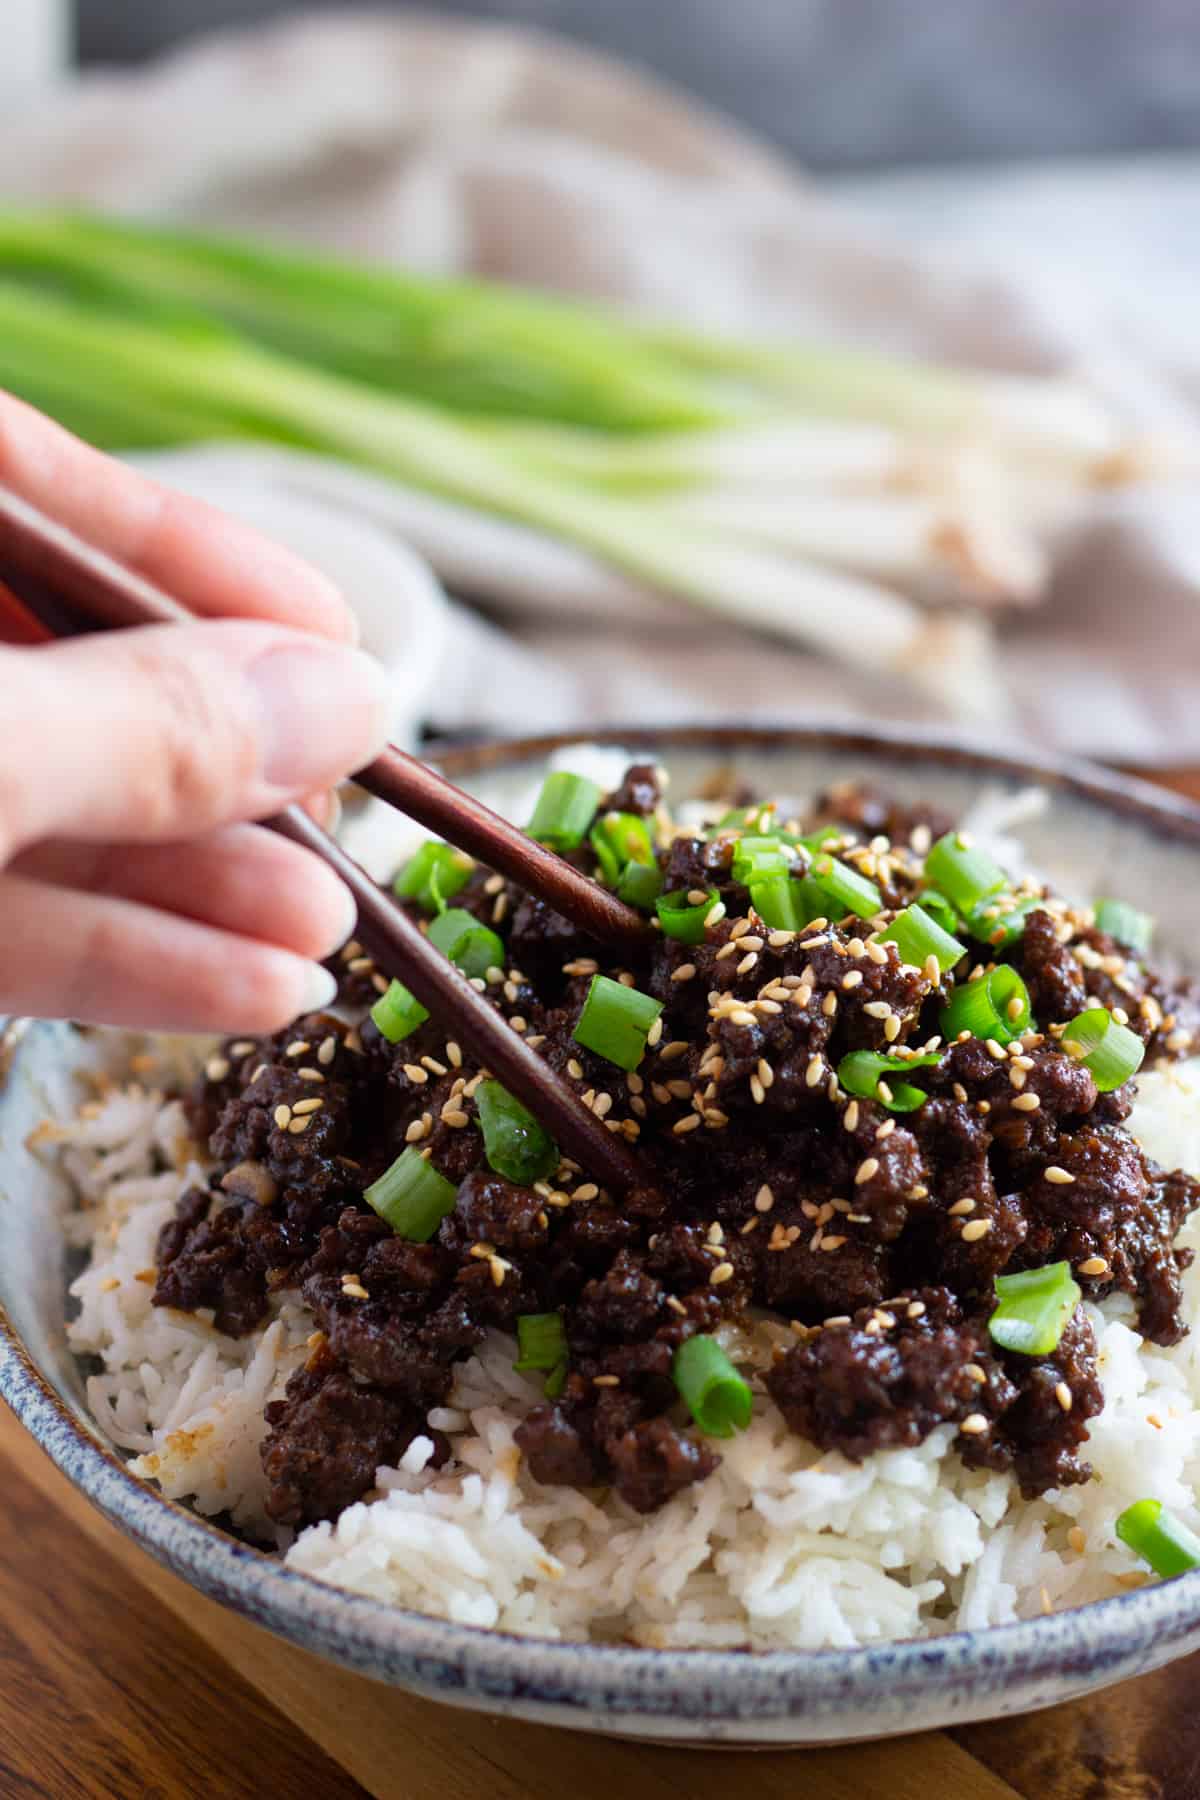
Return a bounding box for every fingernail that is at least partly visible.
[299,963,339,1015]
[327,878,358,955]
[248,645,391,790]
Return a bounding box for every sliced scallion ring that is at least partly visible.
[573,974,663,1071]
[656,887,719,945]
[589,810,656,887]
[393,840,474,913]
[808,853,881,921]
[364,1147,457,1241]
[731,835,795,887]
[924,831,1006,914]
[879,902,967,975]
[915,887,962,939]
[748,874,806,932]
[941,965,1033,1044]
[475,1080,559,1184]
[1116,1499,1200,1578]
[427,907,505,979]
[526,771,602,850]
[1061,1007,1145,1091]
[1094,898,1154,956]
[513,1311,568,1372]
[988,1261,1080,1356]
[616,859,665,910]
[963,892,1041,952]
[370,978,430,1044]
[838,1049,941,1113]
[673,1335,753,1438]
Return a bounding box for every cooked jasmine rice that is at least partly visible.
[58,1054,1200,1650]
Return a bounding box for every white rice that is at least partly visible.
[51,1048,1200,1649]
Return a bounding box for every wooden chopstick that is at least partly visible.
[0,485,644,1193]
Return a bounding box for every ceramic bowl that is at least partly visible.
[4,723,1200,1748]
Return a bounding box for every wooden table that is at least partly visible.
[3,766,1200,1800]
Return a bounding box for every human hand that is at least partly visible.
[0,393,391,1034]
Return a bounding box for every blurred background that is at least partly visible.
[4,1,1200,762]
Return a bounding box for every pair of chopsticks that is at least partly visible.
[0,484,648,1192]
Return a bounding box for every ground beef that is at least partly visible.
[153,773,1200,1524]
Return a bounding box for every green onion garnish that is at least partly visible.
[573,974,664,1071]
[617,859,665,910]
[838,1048,941,1113]
[393,839,474,913]
[589,810,656,887]
[1116,1500,1200,1578]
[711,804,778,836]
[543,1360,568,1400]
[672,1334,753,1438]
[731,835,795,887]
[427,907,505,979]
[364,1147,457,1241]
[988,1261,1081,1356]
[941,965,1033,1044]
[1094,898,1154,955]
[749,874,806,932]
[963,892,1040,952]
[924,831,1006,915]
[879,902,967,975]
[514,1311,568,1372]
[808,853,882,921]
[475,1079,559,1185]
[656,887,720,945]
[916,888,963,939]
[370,978,430,1044]
[799,825,844,854]
[1061,1007,1146,1091]
[527,771,602,851]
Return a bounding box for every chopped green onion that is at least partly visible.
[364,1147,457,1241]
[941,965,1033,1045]
[808,853,882,921]
[672,1335,753,1438]
[988,1261,1080,1356]
[879,902,967,975]
[924,831,1006,914]
[543,1360,568,1400]
[617,859,664,910]
[590,810,656,886]
[527,771,602,851]
[427,907,505,978]
[1116,1500,1200,1578]
[1061,1007,1145,1092]
[514,1311,568,1372]
[1094,898,1154,956]
[963,892,1041,952]
[799,825,844,854]
[711,803,778,836]
[793,874,841,923]
[573,974,663,1071]
[370,978,430,1044]
[731,835,795,886]
[393,839,474,913]
[475,1080,559,1185]
[748,874,806,932]
[656,887,720,945]
[916,888,963,939]
[838,1049,941,1113]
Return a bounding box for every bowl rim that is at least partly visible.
[5,717,1200,1725]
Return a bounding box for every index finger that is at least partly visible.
[0,390,356,642]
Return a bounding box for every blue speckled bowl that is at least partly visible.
[5,723,1200,1747]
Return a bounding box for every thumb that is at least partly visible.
[0,621,391,860]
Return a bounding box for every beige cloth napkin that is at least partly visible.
[3,9,1198,761]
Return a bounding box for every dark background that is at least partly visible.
[75,0,1200,172]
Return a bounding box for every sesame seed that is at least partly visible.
[446,1041,463,1070]
[347,956,374,974]
[843,1100,860,1132]
[866,939,889,965]
[960,1413,989,1435]
[768,929,796,949]
[273,1104,292,1129]
[287,1116,311,1135]
[292,1097,323,1116]
[740,936,764,953]
[646,1017,664,1048]
[371,973,389,995]
[1009,1066,1027,1090]
[855,1158,880,1185]
[805,1056,824,1089]
[341,1280,369,1301]
[965,1363,987,1384]
[666,1079,692,1099]
[842,970,864,990]
[1068,1526,1087,1553]
[442,1108,470,1128]
[948,1197,976,1216]
[709,1262,735,1286]
[484,873,504,895]
[1012,1092,1041,1112]
[660,1040,691,1062]
[730,918,752,940]
[754,1184,776,1213]
[736,953,759,976]
[1055,1382,1073,1413]
[819,1235,848,1252]
[864,1001,892,1020]
[666,1295,688,1316]
[1078,1256,1110,1277]
[403,1064,429,1085]
[876,1118,896,1140]
[98,1275,121,1293]
[877,1080,895,1106]
[924,955,941,985]
[593,1092,614,1118]
[405,1118,430,1144]
[822,992,839,1018]
[673,1114,701,1135]
[729,1008,757,1027]
[985,1038,1008,1061]
[961,1218,993,1243]
[1044,1166,1076,1185]
[205,1056,231,1083]
[715,941,739,962]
